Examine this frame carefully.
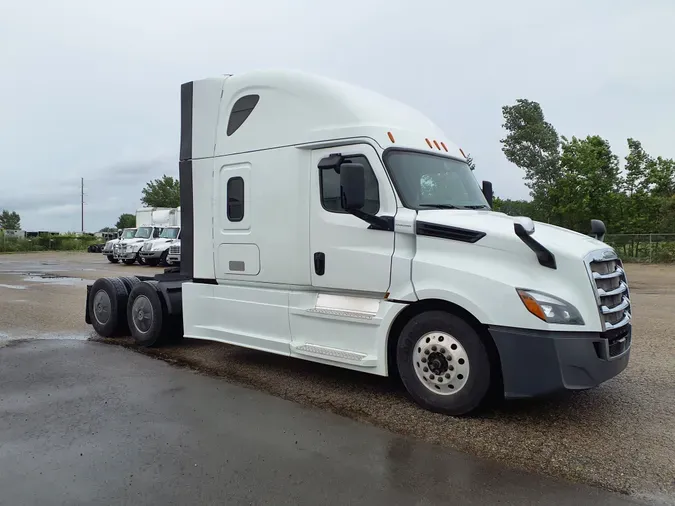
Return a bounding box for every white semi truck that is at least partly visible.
[102,228,136,263]
[115,207,180,265]
[139,223,181,267]
[85,70,632,415]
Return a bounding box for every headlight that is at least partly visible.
[516,289,584,325]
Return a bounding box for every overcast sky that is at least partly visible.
[1,0,674,232]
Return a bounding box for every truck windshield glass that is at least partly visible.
[160,228,180,239]
[384,150,489,210]
[135,227,152,239]
[122,229,136,239]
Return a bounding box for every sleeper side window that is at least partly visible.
[227,177,245,222]
[319,155,380,215]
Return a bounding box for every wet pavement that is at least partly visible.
[1,252,674,504]
[0,339,649,506]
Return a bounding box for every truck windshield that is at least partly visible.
[122,229,136,239]
[135,227,152,239]
[160,228,180,239]
[384,150,490,210]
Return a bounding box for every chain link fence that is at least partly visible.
[0,233,101,253]
[605,234,675,263]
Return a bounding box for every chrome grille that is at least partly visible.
[586,251,631,331]
[169,244,181,255]
[142,242,151,251]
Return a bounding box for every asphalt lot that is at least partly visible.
[1,252,674,505]
[1,338,648,506]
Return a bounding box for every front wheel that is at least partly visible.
[106,255,119,264]
[396,310,492,416]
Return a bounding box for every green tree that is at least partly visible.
[115,213,136,229]
[492,197,536,217]
[648,156,675,198]
[141,175,180,208]
[98,226,117,233]
[553,135,621,232]
[500,99,561,220]
[0,210,21,230]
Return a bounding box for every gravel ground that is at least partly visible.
[1,252,674,504]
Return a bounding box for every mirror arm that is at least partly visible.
[348,209,394,231]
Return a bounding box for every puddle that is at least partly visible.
[0,332,89,343]
[0,284,27,290]
[21,272,86,286]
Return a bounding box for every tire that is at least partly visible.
[119,276,141,293]
[146,258,160,267]
[88,277,130,337]
[126,281,166,347]
[107,255,119,264]
[395,310,492,416]
[159,250,170,267]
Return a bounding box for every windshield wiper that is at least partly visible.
[419,204,462,209]
[463,205,491,209]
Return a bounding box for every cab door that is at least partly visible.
[309,143,396,295]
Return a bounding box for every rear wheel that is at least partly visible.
[88,277,129,337]
[396,310,491,416]
[119,276,141,293]
[127,281,165,347]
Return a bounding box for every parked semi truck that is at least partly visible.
[139,219,181,267]
[85,70,632,415]
[102,228,136,263]
[113,207,180,265]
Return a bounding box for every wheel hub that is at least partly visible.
[412,331,470,396]
[427,352,448,375]
[132,295,153,334]
[92,289,111,325]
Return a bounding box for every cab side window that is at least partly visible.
[227,176,245,222]
[319,155,380,214]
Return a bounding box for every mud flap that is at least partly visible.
[85,284,92,325]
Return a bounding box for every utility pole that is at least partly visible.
[81,177,84,233]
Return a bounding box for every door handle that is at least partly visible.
[314,252,325,276]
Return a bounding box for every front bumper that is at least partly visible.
[167,254,181,263]
[489,324,631,398]
[118,250,140,260]
[139,250,163,259]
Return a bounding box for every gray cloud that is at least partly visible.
[1,0,674,231]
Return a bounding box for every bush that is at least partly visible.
[0,234,101,253]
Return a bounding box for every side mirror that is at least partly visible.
[590,219,606,242]
[340,162,366,211]
[482,180,493,207]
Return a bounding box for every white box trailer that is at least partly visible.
[85,70,632,415]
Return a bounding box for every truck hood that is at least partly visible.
[416,210,609,259]
[145,238,177,246]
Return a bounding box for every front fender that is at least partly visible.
[411,237,602,332]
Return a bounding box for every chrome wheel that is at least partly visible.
[412,331,470,395]
[131,295,153,334]
[92,289,111,326]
